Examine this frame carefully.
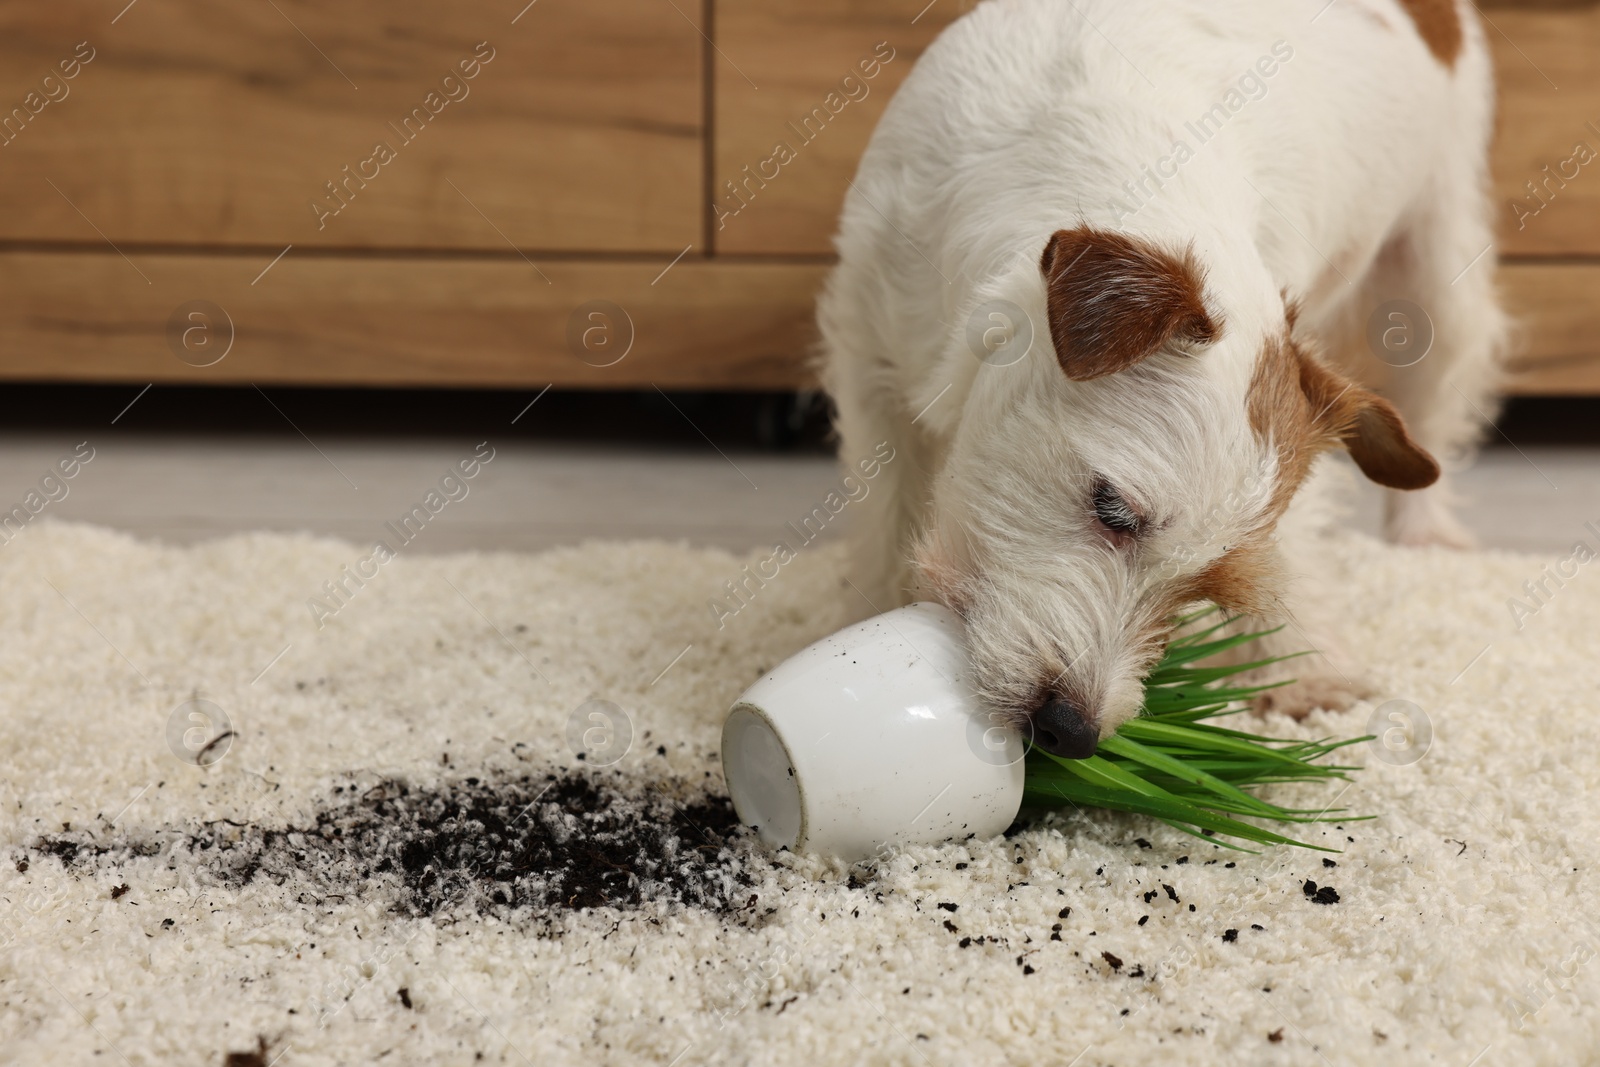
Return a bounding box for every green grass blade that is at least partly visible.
[1095,733,1283,816]
[1019,615,1372,852]
[1021,772,1334,851]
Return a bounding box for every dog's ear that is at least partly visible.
[1040,226,1219,381]
[1297,347,1439,490]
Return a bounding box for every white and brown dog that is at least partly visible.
[819,0,1504,758]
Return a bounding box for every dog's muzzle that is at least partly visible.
[1033,695,1099,759]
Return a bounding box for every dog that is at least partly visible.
[818,0,1505,758]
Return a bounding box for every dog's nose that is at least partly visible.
[1033,696,1099,759]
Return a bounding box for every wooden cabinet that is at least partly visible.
[0,0,1594,393]
[0,1,701,251]
[0,252,826,388]
[1500,264,1600,393]
[1479,1,1600,393]
[711,0,953,255]
[1488,1,1600,257]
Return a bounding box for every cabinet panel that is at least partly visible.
[0,1,701,252]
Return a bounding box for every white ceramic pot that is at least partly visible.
[720,602,1026,860]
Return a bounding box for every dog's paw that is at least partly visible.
[1387,517,1477,550]
[1251,673,1370,720]
[1385,496,1477,550]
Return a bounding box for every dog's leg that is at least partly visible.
[820,321,930,618]
[1202,603,1373,720]
[1373,233,1504,548]
[1362,134,1506,549]
[1231,609,1374,721]
[838,391,926,616]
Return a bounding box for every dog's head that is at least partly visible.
[919,225,1437,758]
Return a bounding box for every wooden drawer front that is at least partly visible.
[712,0,968,255]
[0,252,827,389]
[1489,2,1600,255]
[1500,263,1600,394]
[0,2,700,252]
[4,251,1580,394]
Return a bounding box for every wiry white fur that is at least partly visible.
[819,0,1505,735]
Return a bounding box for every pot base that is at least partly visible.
[722,705,803,850]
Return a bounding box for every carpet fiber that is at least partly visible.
[1,521,1596,1066]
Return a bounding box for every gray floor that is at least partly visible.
[0,434,1593,556]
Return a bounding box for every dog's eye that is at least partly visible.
[1092,480,1142,544]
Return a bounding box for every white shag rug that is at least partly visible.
[1,520,1597,1067]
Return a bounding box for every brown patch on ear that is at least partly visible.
[1245,337,1321,518]
[1248,335,1440,507]
[1395,0,1462,68]
[1040,227,1219,381]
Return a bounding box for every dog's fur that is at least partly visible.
[819,0,1505,745]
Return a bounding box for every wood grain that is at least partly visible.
[0,1,701,252]
[0,251,1585,394]
[0,252,827,389]
[1499,261,1600,394]
[1486,3,1600,255]
[711,0,972,255]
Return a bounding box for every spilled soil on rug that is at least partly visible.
[26,771,760,925]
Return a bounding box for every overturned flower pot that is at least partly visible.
[721,603,1025,861]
